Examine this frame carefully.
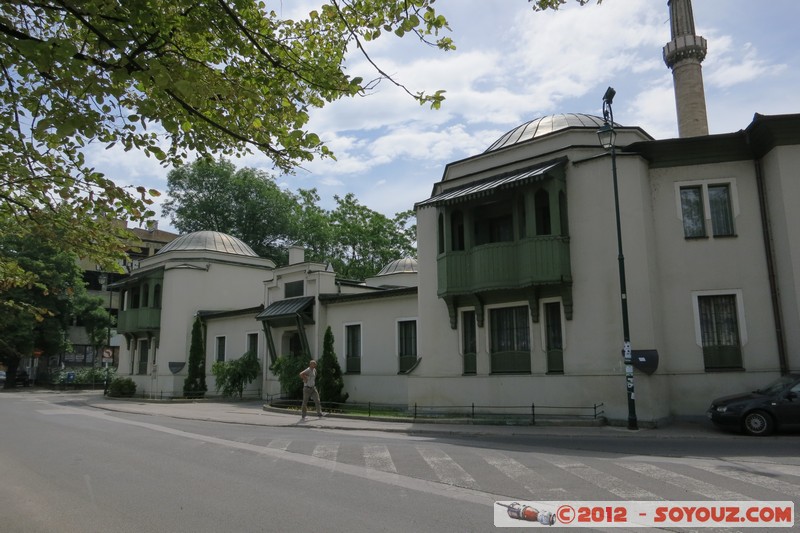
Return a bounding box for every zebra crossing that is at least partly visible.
[251,437,800,504]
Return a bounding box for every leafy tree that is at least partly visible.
[529,0,600,9]
[163,158,416,278]
[0,0,459,298]
[0,0,591,302]
[183,316,207,398]
[318,327,349,406]
[212,350,261,399]
[291,189,337,265]
[328,193,416,280]
[270,355,309,401]
[74,293,115,366]
[0,228,85,388]
[162,158,298,262]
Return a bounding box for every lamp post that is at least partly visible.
[597,87,638,430]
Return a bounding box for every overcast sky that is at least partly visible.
[86,1,800,233]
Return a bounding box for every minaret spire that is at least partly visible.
[663,0,709,137]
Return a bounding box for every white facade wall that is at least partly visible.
[120,252,273,397]
[204,315,264,397]
[648,160,782,414]
[762,145,800,371]
[323,295,417,405]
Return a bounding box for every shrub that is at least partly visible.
[51,367,117,385]
[108,377,136,397]
[211,350,260,399]
[270,354,308,399]
[183,316,207,398]
[318,327,348,405]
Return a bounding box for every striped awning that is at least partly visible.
[255,296,314,325]
[417,157,566,208]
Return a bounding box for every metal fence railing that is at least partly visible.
[267,397,605,425]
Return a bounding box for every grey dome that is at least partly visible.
[486,113,613,152]
[376,257,418,276]
[157,231,258,257]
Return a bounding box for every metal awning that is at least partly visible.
[416,157,566,208]
[255,296,315,325]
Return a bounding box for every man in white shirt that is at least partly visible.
[299,360,323,420]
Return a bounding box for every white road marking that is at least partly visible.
[363,444,397,473]
[477,451,566,495]
[416,445,479,489]
[39,404,509,505]
[266,440,291,451]
[539,454,660,500]
[619,462,751,500]
[312,442,339,462]
[690,462,800,499]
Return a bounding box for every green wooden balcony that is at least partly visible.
[437,236,571,296]
[117,308,162,333]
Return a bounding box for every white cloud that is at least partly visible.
[78,0,800,227]
[706,42,785,89]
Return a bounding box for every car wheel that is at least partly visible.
[743,410,774,436]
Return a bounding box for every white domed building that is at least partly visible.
[411,109,800,425]
[115,231,276,396]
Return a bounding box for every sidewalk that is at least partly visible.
[79,392,730,440]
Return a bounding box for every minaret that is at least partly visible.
[663,0,709,137]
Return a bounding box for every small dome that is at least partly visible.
[157,231,258,257]
[486,113,613,152]
[376,257,418,276]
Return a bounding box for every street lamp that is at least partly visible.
[596,86,638,430]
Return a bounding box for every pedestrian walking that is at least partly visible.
[299,360,324,420]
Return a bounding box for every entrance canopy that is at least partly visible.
[256,296,315,328]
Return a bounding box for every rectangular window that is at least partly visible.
[698,295,742,370]
[708,184,734,236]
[284,280,304,298]
[462,310,477,375]
[451,211,465,251]
[247,333,258,356]
[345,324,361,373]
[137,340,148,375]
[216,336,226,363]
[489,306,531,373]
[474,207,514,245]
[544,302,563,374]
[679,183,735,238]
[680,186,705,238]
[398,320,417,372]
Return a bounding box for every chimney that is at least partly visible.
[663,0,709,137]
[288,245,305,265]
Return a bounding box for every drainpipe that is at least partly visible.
[753,158,789,375]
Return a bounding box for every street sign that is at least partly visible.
[102,349,113,363]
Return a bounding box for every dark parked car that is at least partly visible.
[707,374,800,436]
[15,369,31,387]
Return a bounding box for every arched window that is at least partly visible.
[450,210,465,251]
[535,189,551,236]
[437,213,445,254]
[131,287,140,309]
[141,283,150,308]
[153,284,162,308]
[559,191,569,236]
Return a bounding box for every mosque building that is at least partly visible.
[114,0,799,425]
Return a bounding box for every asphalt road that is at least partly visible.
[1,391,798,532]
